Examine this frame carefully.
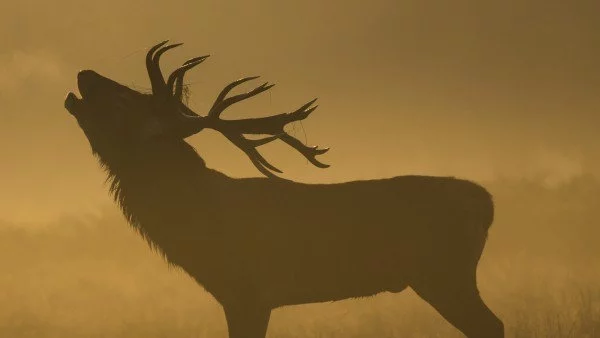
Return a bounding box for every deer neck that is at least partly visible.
[101,139,226,248]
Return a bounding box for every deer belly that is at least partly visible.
[263,250,410,307]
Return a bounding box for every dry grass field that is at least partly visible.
[1,176,598,337]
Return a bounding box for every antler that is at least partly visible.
[145,41,329,178]
[146,41,210,100]
[203,94,329,177]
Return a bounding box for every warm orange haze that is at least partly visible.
[63,40,504,337]
[1,0,599,337]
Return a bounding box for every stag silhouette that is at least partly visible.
[64,41,504,338]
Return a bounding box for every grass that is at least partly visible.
[1,176,599,337]
[1,222,598,337]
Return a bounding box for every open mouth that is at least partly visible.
[64,92,83,116]
[65,70,98,116]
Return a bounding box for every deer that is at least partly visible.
[64,41,504,338]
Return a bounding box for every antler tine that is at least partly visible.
[213,76,260,104]
[279,133,330,168]
[153,43,183,64]
[207,77,274,118]
[184,55,211,66]
[220,82,275,113]
[290,98,319,120]
[247,135,280,147]
[146,40,169,95]
[250,156,283,178]
[175,55,211,100]
[146,42,183,96]
[174,77,185,101]
[167,55,210,99]
[224,134,284,176]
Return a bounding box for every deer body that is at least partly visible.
[65,41,504,337]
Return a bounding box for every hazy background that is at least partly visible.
[1,0,598,223]
[1,1,599,336]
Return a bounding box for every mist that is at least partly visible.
[1,0,599,337]
[2,177,599,336]
[1,0,598,222]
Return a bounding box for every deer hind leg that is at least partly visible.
[223,303,271,338]
[410,269,504,338]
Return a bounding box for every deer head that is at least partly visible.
[65,40,329,177]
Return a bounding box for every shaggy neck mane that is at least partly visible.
[96,139,225,254]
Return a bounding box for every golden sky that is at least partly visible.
[0,0,598,222]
